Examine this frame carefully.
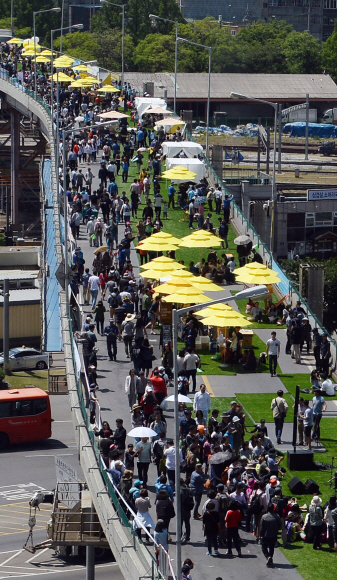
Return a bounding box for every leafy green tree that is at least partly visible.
[133,34,175,72]
[322,22,337,81]
[1,0,62,44]
[53,31,99,62]
[283,31,322,73]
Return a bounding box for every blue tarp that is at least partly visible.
[282,122,337,138]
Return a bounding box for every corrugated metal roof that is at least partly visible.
[0,270,38,281]
[0,288,40,303]
[125,73,337,100]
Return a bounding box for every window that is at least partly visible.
[0,402,12,418]
[288,213,305,227]
[324,0,337,8]
[316,211,332,226]
[33,399,47,415]
[231,30,236,36]
[334,212,337,225]
[15,400,33,416]
[306,212,315,227]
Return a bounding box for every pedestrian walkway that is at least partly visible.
[254,328,315,374]
[74,162,304,580]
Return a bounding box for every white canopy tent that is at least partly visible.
[134,97,167,119]
[165,157,206,182]
[162,141,203,159]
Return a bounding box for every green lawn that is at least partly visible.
[279,372,337,401]
[4,370,49,390]
[236,392,295,424]
[232,290,286,329]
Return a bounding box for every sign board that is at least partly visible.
[307,189,337,201]
[160,302,173,324]
[162,324,172,345]
[55,456,79,509]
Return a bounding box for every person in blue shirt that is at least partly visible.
[108,180,118,196]
[155,475,174,501]
[312,388,327,440]
[112,142,120,158]
[223,194,234,223]
[137,129,144,147]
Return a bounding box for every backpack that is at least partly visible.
[108,293,118,308]
[250,493,263,515]
[218,493,229,513]
[181,487,194,511]
[285,521,297,542]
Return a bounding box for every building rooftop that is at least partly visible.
[125,73,337,101]
[0,270,38,281]
[0,288,40,304]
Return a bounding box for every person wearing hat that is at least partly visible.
[120,469,134,504]
[309,496,324,550]
[266,475,279,503]
[105,459,124,488]
[121,312,136,357]
[88,346,99,369]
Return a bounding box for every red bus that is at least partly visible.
[0,387,52,449]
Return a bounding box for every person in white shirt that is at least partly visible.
[164,438,183,491]
[86,217,96,246]
[183,348,200,393]
[266,331,280,377]
[321,374,335,396]
[193,383,211,420]
[89,271,100,309]
[229,257,236,273]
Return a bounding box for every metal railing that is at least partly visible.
[185,128,337,371]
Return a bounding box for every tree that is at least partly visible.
[283,31,322,73]
[322,22,337,81]
[1,0,62,44]
[53,31,99,62]
[133,34,175,72]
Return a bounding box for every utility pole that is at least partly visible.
[305,93,309,161]
[3,279,10,370]
[278,104,282,174]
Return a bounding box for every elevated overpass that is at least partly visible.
[0,71,162,580]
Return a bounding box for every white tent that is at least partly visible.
[162,141,203,159]
[134,97,167,119]
[165,158,206,182]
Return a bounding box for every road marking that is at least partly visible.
[0,551,24,567]
[52,421,72,423]
[0,562,118,579]
[25,549,49,564]
[202,375,215,397]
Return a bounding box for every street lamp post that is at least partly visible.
[100,0,125,87]
[149,14,179,115]
[230,92,278,254]
[171,284,269,577]
[51,24,83,168]
[33,7,61,99]
[177,38,212,158]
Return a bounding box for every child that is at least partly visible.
[163,201,168,219]
[125,443,136,471]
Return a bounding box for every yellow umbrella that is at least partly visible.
[180,230,221,245]
[233,263,269,275]
[72,64,90,71]
[23,41,42,49]
[96,85,120,93]
[169,270,194,281]
[34,56,51,63]
[51,72,73,82]
[235,271,281,285]
[141,258,185,271]
[136,239,178,252]
[196,303,234,317]
[189,276,224,292]
[53,57,74,67]
[162,288,212,304]
[179,235,221,248]
[22,49,36,56]
[201,312,252,327]
[40,50,55,56]
[148,231,182,245]
[161,166,196,181]
[155,117,183,127]
[7,37,23,44]
[141,267,184,280]
[153,283,186,295]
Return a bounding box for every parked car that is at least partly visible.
[318,141,336,156]
[0,347,53,371]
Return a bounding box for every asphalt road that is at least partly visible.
[0,395,120,580]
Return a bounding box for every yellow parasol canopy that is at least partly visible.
[235,271,281,285]
[162,288,212,304]
[72,64,91,71]
[136,238,178,252]
[189,276,224,292]
[51,72,73,82]
[169,270,194,281]
[96,85,120,93]
[153,283,186,296]
[40,50,55,56]
[146,231,181,245]
[179,235,222,248]
[233,262,269,275]
[34,56,51,63]
[161,166,196,181]
[200,312,252,327]
[99,110,129,119]
[155,117,183,126]
[53,57,74,67]
[22,49,36,56]
[180,230,222,245]
[141,268,183,280]
[7,37,23,44]
[196,303,234,317]
[141,258,185,271]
